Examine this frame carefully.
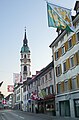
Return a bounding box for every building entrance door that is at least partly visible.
[59,100,70,116]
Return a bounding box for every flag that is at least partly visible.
[0,81,3,87]
[13,73,20,84]
[47,3,74,32]
[8,85,14,92]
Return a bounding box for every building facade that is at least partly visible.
[27,62,55,115]
[37,62,55,116]
[50,1,79,118]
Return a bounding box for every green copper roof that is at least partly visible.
[21,46,30,53]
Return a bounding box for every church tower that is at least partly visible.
[20,28,31,82]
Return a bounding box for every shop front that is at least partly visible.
[74,99,79,117]
[38,94,55,116]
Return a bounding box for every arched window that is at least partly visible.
[24,54,26,58]
[24,66,27,71]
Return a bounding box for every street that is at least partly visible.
[0,110,79,120]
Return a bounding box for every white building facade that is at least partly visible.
[50,1,79,118]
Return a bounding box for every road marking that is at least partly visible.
[9,112,24,119]
[19,116,24,119]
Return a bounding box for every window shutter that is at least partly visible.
[65,41,68,52]
[72,34,76,46]
[60,64,62,75]
[55,67,57,76]
[78,51,79,64]
[66,58,70,70]
[61,81,64,93]
[58,48,62,58]
[56,84,58,94]
[76,74,79,88]
[68,78,72,90]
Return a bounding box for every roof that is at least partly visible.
[27,61,54,85]
[74,1,79,11]
[20,28,30,53]
[21,46,30,53]
[5,94,13,100]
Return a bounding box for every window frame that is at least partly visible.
[55,50,59,60]
[72,76,77,90]
[76,31,79,43]
[68,38,72,50]
[64,80,68,92]
[63,61,67,73]
[61,45,65,55]
[70,55,75,68]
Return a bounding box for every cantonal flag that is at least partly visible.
[47,2,74,32]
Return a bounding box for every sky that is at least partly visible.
[0,0,76,96]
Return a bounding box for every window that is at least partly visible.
[24,54,26,58]
[23,86,26,92]
[68,38,72,49]
[24,66,27,71]
[55,42,58,48]
[63,61,67,73]
[50,85,53,94]
[41,77,44,85]
[55,51,59,60]
[76,32,79,43]
[56,64,62,76]
[67,31,70,36]
[61,45,65,55]
[49,72,52,79]
[45,74,47,82]
[58,83,61,93]
[72,77,77,90]
[46,88,48,95]
[42,77,44,84]
[21,54,23,58]
[64,80,68,92]
[70,56,75,68]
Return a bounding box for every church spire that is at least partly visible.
[23,27,28,46]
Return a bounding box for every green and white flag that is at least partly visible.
[47,3,74,32]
